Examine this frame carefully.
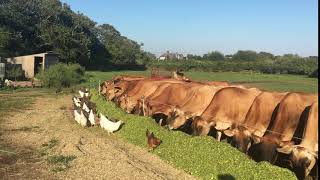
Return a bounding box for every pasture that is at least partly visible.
[91,90,297,179]
[1,70,317,179]
[85,71,318,93]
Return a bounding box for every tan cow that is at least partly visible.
[100,75,146,97]
[118,79,185,113]
[191,87,261,141]
[100,79,143,102]
[144,83,204,120]
[166,85,225,130]
[249,92,318,164]
[276,101,318,179]
[133,81,183,116]
[223,91,287,153]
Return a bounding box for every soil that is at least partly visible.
[0,91,196,180]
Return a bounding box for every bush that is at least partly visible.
[309,69,318,78]
[5,64,25,80]
[38,63,85,90]
[147,58,318,76]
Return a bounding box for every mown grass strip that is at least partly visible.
[91,90,297,180]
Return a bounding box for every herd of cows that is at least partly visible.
[99,74,318,180]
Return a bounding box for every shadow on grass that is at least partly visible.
[218,174,236,180]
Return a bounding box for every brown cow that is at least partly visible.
[100,75,146,97]
[205,81,230,86]
[118,79,185,113]
[191,87,261,141]
[100,79,143,102]
[276,101,318,179]
[133,81,183,116]
[144,83,204,121]
[166,85,225,130]
[223,91,287,153]
[249,92,318,164]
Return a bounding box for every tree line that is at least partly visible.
[0,0,154,69]
[151,51,318,77]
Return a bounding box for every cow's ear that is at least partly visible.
[224,129,235,137]
[252,135,261,144]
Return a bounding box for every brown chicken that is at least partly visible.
[146,129,162,150]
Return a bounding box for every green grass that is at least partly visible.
[86,70,318,93]
[46,155,76,172]
[91,90,297,180]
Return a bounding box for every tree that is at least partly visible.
[258,51,275,60]
[186,54,202,60]
[232,50,259,61]
[203,51,225,61]
[95,24,143,65]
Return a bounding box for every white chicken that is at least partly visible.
[99,113,123,134]
[84,91,90,97]
[72,96,81,108]
[74,109,81,124]
[82,102,90,113]
[79,90,85,98]
[74,108,88,127]
[88,109,95,126]
[79,110,88,127]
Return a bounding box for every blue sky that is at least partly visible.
[62,0,318,57]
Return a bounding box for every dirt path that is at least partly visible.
[0,93,196,180]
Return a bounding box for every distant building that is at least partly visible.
[158,51,186,60]
[225,54,233,59]
[159,56,166,61]
[6,52,59,79]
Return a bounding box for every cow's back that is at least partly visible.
[201,87,261,126]
[300,101,318,151]
[243,92,288,137]
[264,93,318,142]
[179,85,224,116]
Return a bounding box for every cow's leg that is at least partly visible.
[216,131,222,141]
[158,119,163,126]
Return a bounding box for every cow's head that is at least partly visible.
[167,107,193,130]
[248,136,281,163]
[107,86,123,101]
[133,97,148,116]
[224,126,253,153]
[277,144,317,179]
[100,81,108,95]
[191,116,215,136]
[125,97,138,113]
[118,94,128,110]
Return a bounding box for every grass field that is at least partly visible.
[85,70,318,93]
[1,70,316,179]
[86,70,318,179]
[91,90,297,179]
